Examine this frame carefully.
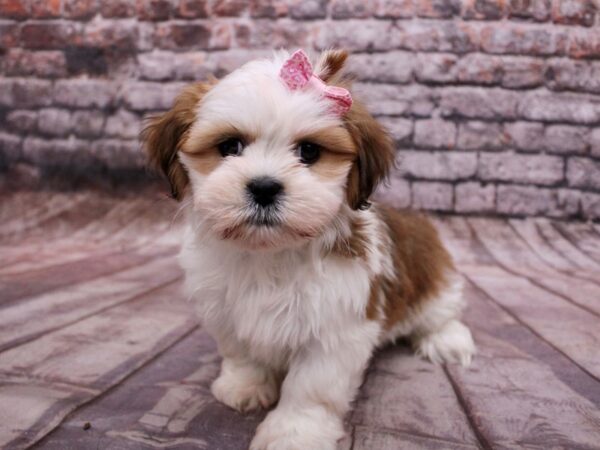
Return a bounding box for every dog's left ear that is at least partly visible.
[344,100,395,210]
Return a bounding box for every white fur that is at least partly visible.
[384,275,475,366]
[174,51,474,449]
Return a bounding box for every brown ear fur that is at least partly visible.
[316,49,348,82]
[317,49,395,210]
[141,82,211,200]
[344,99,395,210]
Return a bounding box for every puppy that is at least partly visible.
[142,49,475,450]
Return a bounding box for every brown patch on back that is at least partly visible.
[373,207,455,330]
[140,82,214,200]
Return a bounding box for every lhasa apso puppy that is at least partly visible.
[142,49,475,450]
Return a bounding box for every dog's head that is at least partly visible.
[142,50,394,249]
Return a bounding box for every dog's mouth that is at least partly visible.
[246,205,282,228]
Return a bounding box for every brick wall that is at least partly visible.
[1,0,600,220]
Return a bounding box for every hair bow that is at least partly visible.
[279,50,352,116]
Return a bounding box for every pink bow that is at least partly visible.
[279,50,352,116]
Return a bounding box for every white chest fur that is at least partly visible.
[178,223,373,368]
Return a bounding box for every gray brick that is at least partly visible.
[544,125,589,155]
[480,23,568,56]
[455,182,496,213]
[377,117,413,145]
[175,51,216,80]
[22,136,96,168]
[508,0,551,21]
[546,59,600,95]
[518,92,600,124]
[581,192,600,220]
[504,121,545,152]
[501,56,544,88]
[289,0,328,19]
[0,79,53,108]
[92,139,145,170]
[373,177,411,209]
[374,0,414,18]
[347,52,414,84]
[415,53,457,83]
[0,132,22,166]
[54,79,114,108]
[567,157,600,190]
[105,109,141,139]
[315,20,398,51]
[6,110,38,133]
[457,121,506,150]
[479,152,564,185]
[569,27,600,59]
[497,185,556,216]
[72,110,106,138]
[590,128,600,158]
[397,20,478,53]
[3,48,67,78]
[414,119,456,149]
[412,181,453,211]
[121,81,186,111]
[454,54,502,85]
[417,0,461,18]
[551,0,596,26]
[439,87,519,120]
[556,189,582,218]
[138,51,176,80]
[331,0,374,19]
[401,150,477,180]
[208,49,268,76]
[357,84,436,117]
[37,108,72,137]
[249,0,288,18]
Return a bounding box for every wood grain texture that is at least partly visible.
[0,191,599,450]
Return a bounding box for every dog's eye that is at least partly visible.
[298,142,321,165]
[218,138,244,157]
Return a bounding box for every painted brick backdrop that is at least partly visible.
[1,0,600,220]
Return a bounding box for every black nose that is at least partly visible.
[247,177,283,206]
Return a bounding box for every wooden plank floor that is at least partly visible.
[1,190,599,450]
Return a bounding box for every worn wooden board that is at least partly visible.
[0,190,599,450]
[440,218,600,379]
[467,217,600,316]
[447,282,600,449]
[0,258,182,352]
[33,328,258,450]
[350,344,479,447]
[553,221,600,265]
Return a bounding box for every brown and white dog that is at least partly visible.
[142,49,475,450]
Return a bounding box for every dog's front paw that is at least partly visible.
[211,369,278,413]
[250,407,343,450]
[414,319,475,367]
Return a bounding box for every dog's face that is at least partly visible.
[143,50,394,250]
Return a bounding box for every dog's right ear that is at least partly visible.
[141,82,212,201]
